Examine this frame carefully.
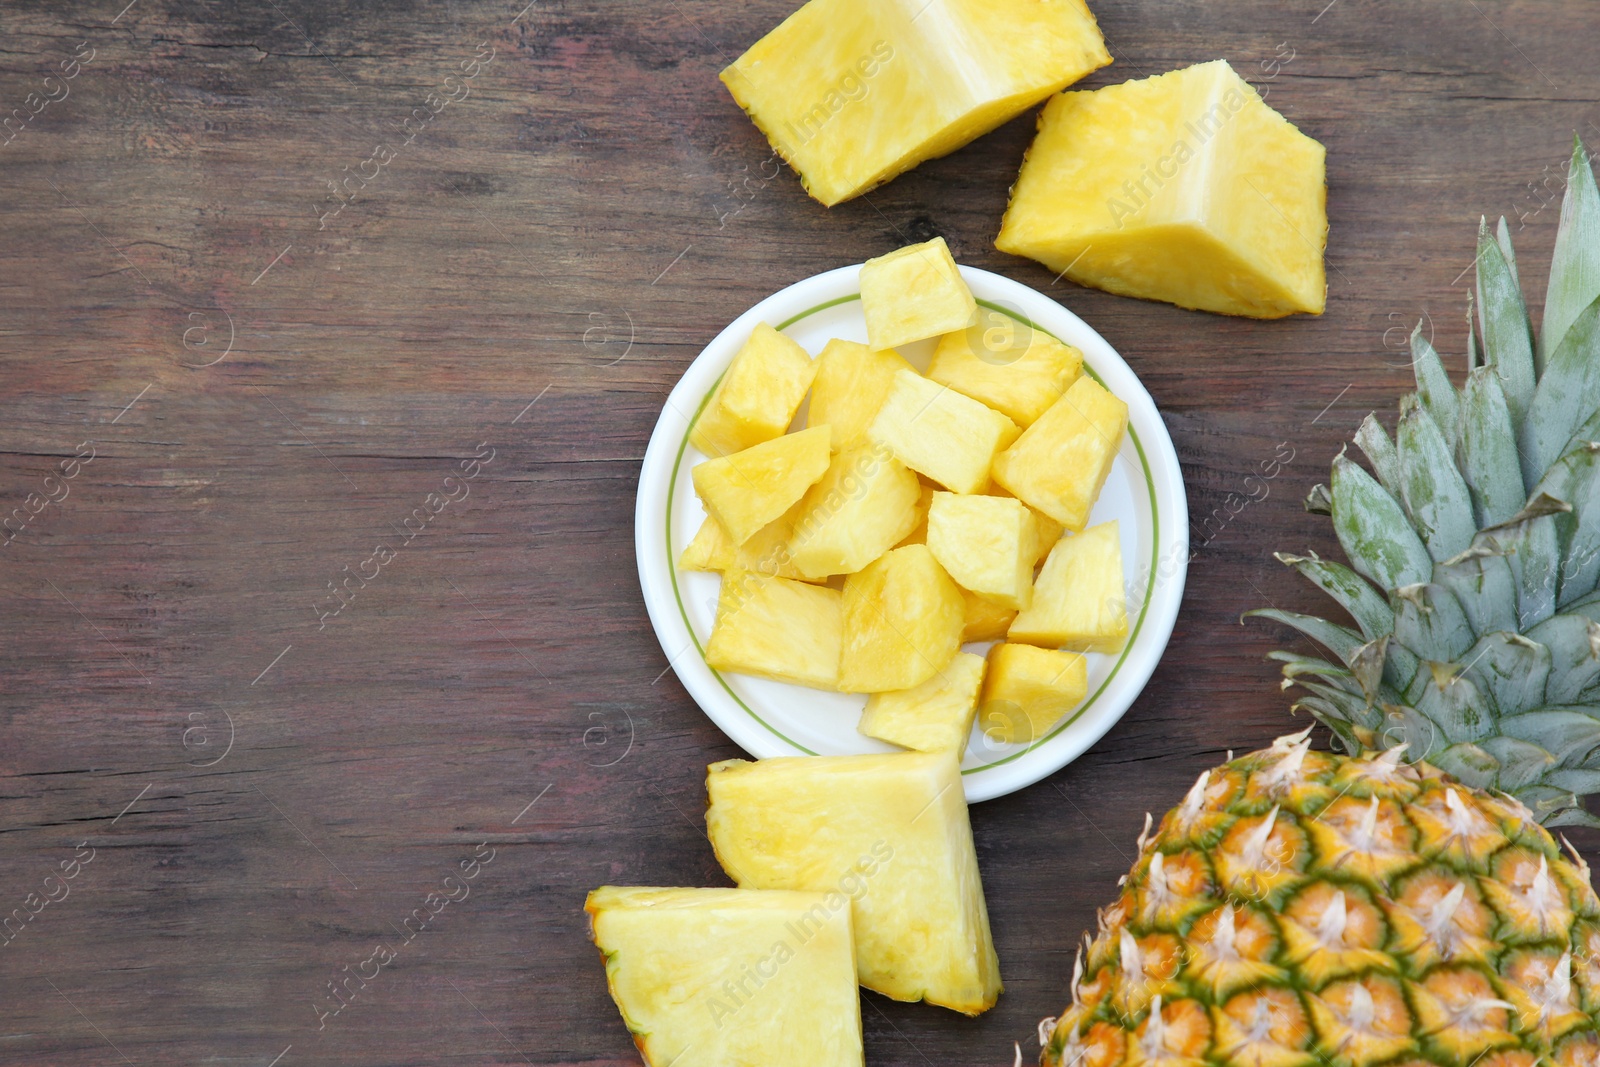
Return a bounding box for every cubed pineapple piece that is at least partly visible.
[996,60,1327,318]
[978,642,1087,745]
[961,587,1017,643]
[840,545,964,692]
[1009,521,1128,653]
[720,0,1109,207]
[789,447,921,579]
[925,492,1036,610]
[984,481,1064,564]
[680,505,813,581]
[893,484,937,548]
[705,752,1002,1014]
[690,323,817,458]
[586,886,863,1067]
[859,238,977,350]
[869,369,1020,494]
[707,570,843,690]
[693,425,831,545]
[927,316,1083,426]
[858,651,985,754]
[991,376,1125,530]
[680,515,736,573]
[808,339,917,452]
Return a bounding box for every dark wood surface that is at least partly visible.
[4,1,1600,1063]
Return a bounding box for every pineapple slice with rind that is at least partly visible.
[707,570,843,690]
[789,446,922,579]
[860,238,977,350]
[859,650,985,753]
[693,425,831,545]
[960,587,1017,642]
[979,642,1087,745]
[705,751,1002,1014]
[720,0,1110,207]
[1010,520,1128,653]
[869,369,1020,494]
[586,885,864,1067]
[991,375,1125,530]
[925,491,1036,610]
[840,544,964,692]
[691,323,817,457]
[679,505,813,582]
[808,339,918,452]
[997,60,1327,318]
[928,316,1083,426]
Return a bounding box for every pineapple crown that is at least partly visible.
[1251,137,1600,828]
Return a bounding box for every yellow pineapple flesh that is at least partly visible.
[927,314,1084,426]
[925,491,1036,610]
[859,238,977,350]
[586,886,863,1067]
[691,323,817,457]
[706,570,843,690]
[870,368,1020,494]
[839,544,964,692]
[807,339,917,452]
[692,425,831,545]
[991,375,1125,530]
[1010,520,1127,652]
[679,503,812,582]
[720,0,1110,207]
[788,445,922,580]
[858,650,986,753]
[705,752,1002,1014]
[997,60,1327,318]
[894,483,938,548]
[960,586,1017,642]
[978,642,1086,744]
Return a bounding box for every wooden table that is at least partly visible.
[3,1,1598,1063]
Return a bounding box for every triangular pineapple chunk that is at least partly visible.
[679,505,813,582]
[705,752,1002,1015]
[1009,521,1128,652]
[991,375,1126,531]
[691,323,817,457]
[869,369,1020,494]
[693,425,831,545]
[789,446,922,579]
[859,650,986,753]
[978,642,1087,744]
[928,315,1084,426]
[860,238,977,349]
[586,886,864,1067]
[925,492,1036,610]
[707,570,843,690]
[840,544,964,692]
[807,339,917,452]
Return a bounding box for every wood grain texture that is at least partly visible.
[2,0,1600,1063]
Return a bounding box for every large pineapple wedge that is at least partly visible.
[706,752,1002,1014]
[997,60,1326,318]
[586,886,863,1067]
[721,0,1110,206]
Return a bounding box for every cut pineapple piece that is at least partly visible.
[979,643,1087,745]
[1009,521,1128,653]
[869,369,1020,494]
[928,317,1083,426]
[680,506,813,581]
[961,587,1017,643]
[680,515,736,573]
[984,481,1064,564]
[691,323,817,457]
[707,570,843,690]
[996,60,1327,318]
[693,425,831,545]
[859,650,985,753]
[893,484,937,548]
[840,545,964,692]
[925,492,1036,610]
[705,752,1002,1014]
[808,339,918,452]
[720,0,1110,207]
[789,446,921,580]
[991,375,1125,530]
[860,238,977,350]
[587,886,863,1067]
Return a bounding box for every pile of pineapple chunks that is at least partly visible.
[685,236,1130,753]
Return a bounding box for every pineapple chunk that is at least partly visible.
[808,339,917,452]
[927,316,1083,426]
[996,60,1327,318]
[680,506,812,581]
[978,643,1087,745]
[984,481,1063,564]
[893,484,937,548]
[586,886,863,1067]
[961,587,1017,643]
[860,238,977,350]
[720,0,1110,206]
[925,492,1036,610]
[991,376,1126,531]
[789,446,921,579]
[840,545,964,692]
[693,425,831,545]
[691,323,817,457]
[1009,521,1128,653]
[680,515,736,573]
[858,651,985,754]
[705,752,1002,1014]
[869,369,1020,494]
[707,570,843,690]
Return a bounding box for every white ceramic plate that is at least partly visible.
[635,265,1188,802]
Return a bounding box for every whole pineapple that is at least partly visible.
[1042,139,1600,1067]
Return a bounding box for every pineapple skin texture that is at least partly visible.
[706,752,1003,1014]
[690,322,817,458]
[840,544,965,692]
[998,60,1327,319]
[720,0,1110,206]
[1042,733,1600,1067]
